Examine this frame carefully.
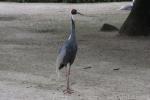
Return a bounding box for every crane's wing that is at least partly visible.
[56,40,77,69]
[56,45,67,68]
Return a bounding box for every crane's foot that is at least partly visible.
[63,88,74,94]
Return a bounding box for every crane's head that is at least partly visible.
[71,9,95,19]
[71,9,77,15]
[71,9,84,16]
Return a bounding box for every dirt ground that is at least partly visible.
[0,2,150,100]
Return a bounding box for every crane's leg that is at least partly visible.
[63,64,74,94]
[65,66,67,77]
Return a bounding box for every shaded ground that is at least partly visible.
[0,2,150,100]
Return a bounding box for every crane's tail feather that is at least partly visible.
[56,52,66,80]
[56,64,65,80]
[56,60,61,80]
[58,64,65,70]
[56,63,60,80]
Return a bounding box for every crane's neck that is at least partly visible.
[68,15,76,41]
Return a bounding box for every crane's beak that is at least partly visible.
[77,11,96,17]
[77,12,85,16]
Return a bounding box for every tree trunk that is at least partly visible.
[119,0,150,36]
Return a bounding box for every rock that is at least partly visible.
[113,68,120,71]
[83,66,92,69]
[101,23,119,32]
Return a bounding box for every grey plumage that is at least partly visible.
[56,9,86,94]
[56,16,77,71]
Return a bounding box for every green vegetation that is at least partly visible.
[0,0,131,3]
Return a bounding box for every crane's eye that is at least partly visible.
[71,9,77,15]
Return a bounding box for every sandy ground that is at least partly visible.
[0,2,150,100]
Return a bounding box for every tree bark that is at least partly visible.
[119,0,150,36]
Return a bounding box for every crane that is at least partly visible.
[56,9,82,94]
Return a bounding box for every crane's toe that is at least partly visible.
[63,88,74,94]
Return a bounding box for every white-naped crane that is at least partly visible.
[56,9,84,94]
